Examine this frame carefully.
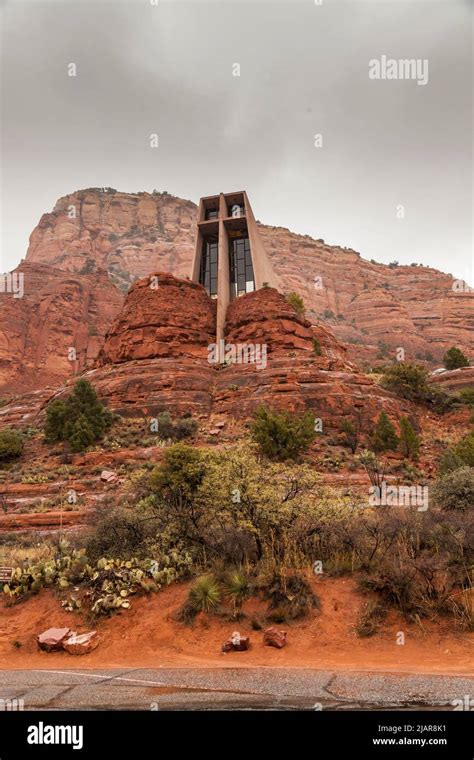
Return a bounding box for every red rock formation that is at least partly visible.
[84,272,217,417]
[430,366,474,393]
[0,261,123,394]
[97,272,216,365]
[0,188,470,403]
[214,288,411,427]
[22,189,472,377]
[0,279,413,429]
[27,190,197,290]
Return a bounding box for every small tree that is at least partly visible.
[380,363,430,401]
[149,443,205,509]
[357,450,386,489]
[0,428,23,462]
[454,430,474,467]
[399,417,420,460]
[285,292,305,317]
[443,347,469,370]
[432,467,474,512]
[68,414,96,453]
[340,411,364,454]
[44,380,112,452]
[251,406,315,461]
[371,412,399,453]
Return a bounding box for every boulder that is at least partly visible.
[100,470,117,483]
[222,631,250,652]
[37,627,72,652]
[63,630,99,655]
[263,627,287,649]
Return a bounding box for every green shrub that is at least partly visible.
[438,449,465,475]
[459,388,474,407]
[399,417,420,460]
[443,347,470,370]
[261,572,318,620]
[285,292,305,317]
[355,601,387,637]
[432,467,474,512]
[153,411,197,441]
[251,406,315,461]
[85,508,160,561]
[0,429,23,462]
[438,431,474,475]
[371,412,398,453]
[453,430,474,467]
[172,417,199,440]
[380,363,430,401]
[312,337,322,356]
[44,380,112,452]
[146,441,347,568]
[340,417,364,454]
[149,444,205,507]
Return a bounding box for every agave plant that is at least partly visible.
[189,575,221,613]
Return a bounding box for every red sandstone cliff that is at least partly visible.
[34,274,410,429]
[0,260,123,394]
[1,188,472,395]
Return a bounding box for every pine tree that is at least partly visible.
[399,416,420,460]
[371,411,398,453]
[443,346,469,370]
[251,406,315,461]
[68,414,96,453]
[44,400,68,442]
[44,380,112,452]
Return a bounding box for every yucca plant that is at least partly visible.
[224,569,250,614]
[189,575,221,613]
[451,578,474,632]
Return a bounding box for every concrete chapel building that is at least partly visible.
[190,191,277,345]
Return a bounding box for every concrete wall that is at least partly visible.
[190,190,278,347]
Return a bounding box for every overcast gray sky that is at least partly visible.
[1,0,472,284]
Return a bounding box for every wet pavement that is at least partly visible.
[0,668,472,710]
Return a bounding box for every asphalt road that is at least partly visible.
[0,668,472,710]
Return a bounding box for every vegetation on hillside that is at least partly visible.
[44,380,113,452]
[250,406,315,461]
[443,346,470,370]
[0,429,23,462]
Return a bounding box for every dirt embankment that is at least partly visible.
[1,578,472,675]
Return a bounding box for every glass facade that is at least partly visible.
[229,237,255,297]
[199,238,218,296]
[227,203,245,218]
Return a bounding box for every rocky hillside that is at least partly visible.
[1,187,472,394]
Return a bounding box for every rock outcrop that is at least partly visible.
[1,188,471,397]
[97,272,216,365]
[0,261,123,393]
[32,276,410,429]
